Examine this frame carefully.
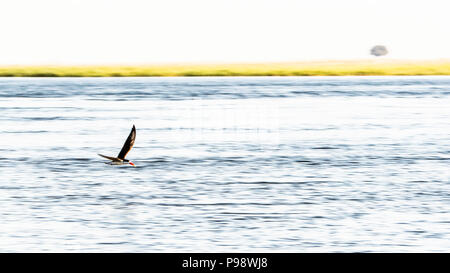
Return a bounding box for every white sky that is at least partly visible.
[0,0,449,64]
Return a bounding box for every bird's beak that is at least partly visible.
[129,162,136,167]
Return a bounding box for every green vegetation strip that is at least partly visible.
[1,60,450,77]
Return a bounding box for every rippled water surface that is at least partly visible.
[0,76,449,252]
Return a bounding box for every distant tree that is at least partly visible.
[370,45,388,57]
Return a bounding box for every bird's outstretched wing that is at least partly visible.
[117,125,136,160]
[98,154,121,161]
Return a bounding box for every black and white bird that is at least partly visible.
[98,125,136,167]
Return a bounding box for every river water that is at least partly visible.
[0,76,449,252]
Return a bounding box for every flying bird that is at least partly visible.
[98,125,136,167]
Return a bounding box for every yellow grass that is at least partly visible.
[1,59,450,77]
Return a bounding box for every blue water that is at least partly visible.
[0,76,449,252]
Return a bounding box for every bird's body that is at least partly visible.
[98,125,136,167]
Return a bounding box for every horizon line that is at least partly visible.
[1,58,450,67]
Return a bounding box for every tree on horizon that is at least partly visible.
[370,45,388,57]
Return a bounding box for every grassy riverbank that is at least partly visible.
[1,59,449,77]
